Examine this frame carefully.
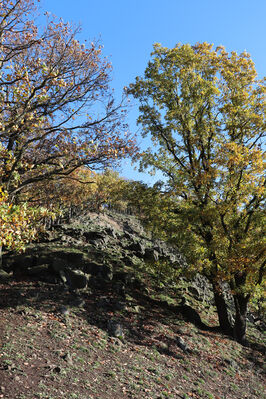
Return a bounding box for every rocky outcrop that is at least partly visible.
[2,210,263,331]
[2,210,185,293]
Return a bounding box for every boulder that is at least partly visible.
[107,319,124,339]
[144,248,159,262]
[83,231,106,241]
[64,269,88,290]
[2,210,188,295]
[83,262,112,280]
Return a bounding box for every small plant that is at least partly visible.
[230,383,239,392]
[164,373,173,381]
[106,370,116,378]
[78,345,90,353]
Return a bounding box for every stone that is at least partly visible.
[83,262,111,280]
[65,269,88,290]
[121,255,134,266]
[144,248,159,262]
[83,231,106,241]
[113,281,126,296]
[71,297,85,307]
[104,227,117,238]
[2,209,187,294]
[58,269,67,284]
[26,264,50,275]
[126,241,145,256]
[59,306,69,315]
[53,366,61,373]
[97,297,111,309]
[107,319,124,339]
[187,286,201,299]
[113,271,131,284]
[176,336,190,353]
[112,301,127,311]
[61,352,73,365]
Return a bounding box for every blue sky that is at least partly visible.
[42,0,266,184]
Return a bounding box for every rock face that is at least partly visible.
[1,209,262,331]
[2,210,185,293]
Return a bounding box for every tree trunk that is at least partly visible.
[233,293,250,345]
[212,282,233,335]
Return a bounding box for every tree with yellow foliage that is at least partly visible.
[128,42,265,344]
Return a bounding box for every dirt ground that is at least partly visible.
[0,275,265,399]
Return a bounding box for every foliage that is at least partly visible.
[0,0,137,196]
[0,0,137,252]
[128,42,265,342]
[0,142,54,252]
[0,185,50,252]
[90,169,129,212]
[120,180,175,235]
[21,167,130,216]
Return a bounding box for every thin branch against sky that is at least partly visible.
[41,0,266,183]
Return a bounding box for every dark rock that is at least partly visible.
[112,301,127,311]
[83,231,106,241]
[97,297,111,309]
[83,261,102,275]
[58,269,67,284]
[71,297,86,307]
[64,269,88,290]
[53,366,61,373]
[83,262,112,280]
[113,271,132,284]
[123,221,135,234]
[0,269,11,283]
[223,358,239,370]
[123,231,134,240]
[109,337,123,347]
[2,253,35,273]
[59,306,69,315]
[176,336,190,353]
[188,286,201,299]
[113,281,126,296]
[126,241,145,256]
[144,248,159,262]
[177,297,208,329]
[26,264,50,276]
[128,277,144,290]
[107,319,124,338]
[104,227,117,238]
[2,210,187,294]
[121,255,134,266]
[89,275,109,289]
[61,353,73,365]
[56,226,83,238]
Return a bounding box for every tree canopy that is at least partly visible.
[0,0,136,196]
[0,0,138,254]
[128,42,265,343]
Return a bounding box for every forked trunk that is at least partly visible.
[233,293,250,345]
[212,282,233,335]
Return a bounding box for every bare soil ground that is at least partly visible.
[0,274,265,399]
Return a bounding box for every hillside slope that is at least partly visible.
[0,211,265,399]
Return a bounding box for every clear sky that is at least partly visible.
[42,0,266,184]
